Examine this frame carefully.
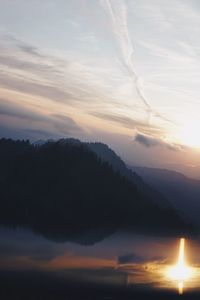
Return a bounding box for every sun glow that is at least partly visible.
[166,238,194,294]
[180,121,200,148]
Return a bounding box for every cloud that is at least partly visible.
[50,113,82,135]
[3,34,44,58]
[1,33,139,141]
[16,44,44,59]
[0,31,175,144]
[0,33,113,108]
[134,133,179,151]
[99,0,172,125]
[1,33,171,142]
[0,98,45,122]
[140,40,195,65]
[91,111,165,136]
[100,0,151,111]
[92,111,144,128]
[0,98,83,140]
[135,133,161,148]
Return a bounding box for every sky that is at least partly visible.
[1,0,200,178]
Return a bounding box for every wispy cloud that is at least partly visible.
[100,0,151,110]
[0,34,115,108]
[1,32,167,143]
[99,0,172,125]
[0,97,83,140]
[91,111,165,137]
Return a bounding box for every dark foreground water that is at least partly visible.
[0,228,200,299]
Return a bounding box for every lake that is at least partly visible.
[0,228,200,299]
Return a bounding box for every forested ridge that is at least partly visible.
[0,138,191,243]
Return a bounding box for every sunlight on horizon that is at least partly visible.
[179,122,200,149]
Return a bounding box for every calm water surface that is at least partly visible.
[1,228,200,298]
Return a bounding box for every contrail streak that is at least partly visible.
[100,0,171,124]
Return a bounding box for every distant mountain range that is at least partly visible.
[85,142,200,232]
[132,166,200,230]
[87,142,170,208]
[86,141,200,231]
[0,138,193,244]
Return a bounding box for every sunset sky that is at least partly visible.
[1,0,200,177]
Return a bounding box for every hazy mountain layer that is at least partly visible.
[133,166,200,229]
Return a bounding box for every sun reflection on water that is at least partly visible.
[125,238,200,295]
[165,238,195,294]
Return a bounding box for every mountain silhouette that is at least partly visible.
[0,138,192,244]
[87,142,170,208]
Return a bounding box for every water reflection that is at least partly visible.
[166,238,195,294]
[0,228,200,295]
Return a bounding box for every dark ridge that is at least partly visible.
[0,138,193,244]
